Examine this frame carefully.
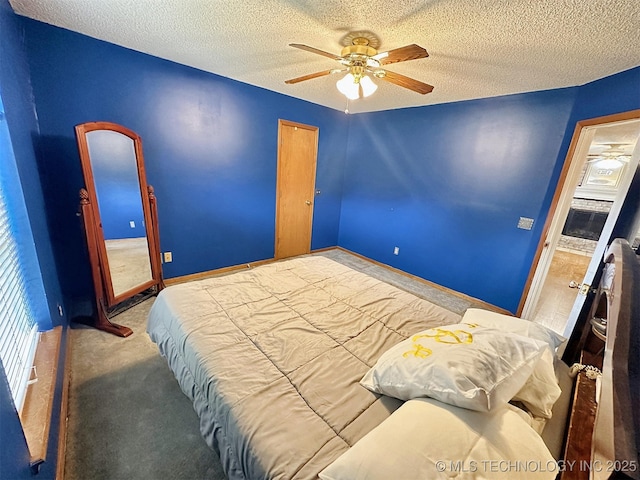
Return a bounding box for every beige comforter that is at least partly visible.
[147,255,459,479]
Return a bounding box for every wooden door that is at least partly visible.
[275,120,318,259]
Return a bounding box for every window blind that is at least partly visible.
[0,182,38,412]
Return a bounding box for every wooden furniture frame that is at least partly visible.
[76,122,163,337]
[561,239,639,480]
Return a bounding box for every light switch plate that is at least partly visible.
[517,217,534,230]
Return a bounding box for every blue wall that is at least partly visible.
[22,19,348,303]
[19,16,640,315]
[338,68,639,313]
[0,369,30,480]
[1,4,638,475]
[340,89,578,312]
[569,67,640,124]
[546,68,640,227]
[0,5,63,330]
[0,0,66,478]
[0,108,32,480]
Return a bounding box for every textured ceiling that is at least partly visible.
[9,0,640,114]
[590,121,640,155]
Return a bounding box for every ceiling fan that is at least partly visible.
[587,143,632,169]
[284,31,433,100]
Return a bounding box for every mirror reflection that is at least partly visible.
[86,130,153,297]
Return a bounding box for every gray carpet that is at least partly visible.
[63,249,490,480]
[319,249,488,315]
[65,299,226,480]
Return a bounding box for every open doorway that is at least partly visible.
[521,113,640,336]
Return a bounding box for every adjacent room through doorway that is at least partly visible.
[527,117,640,335]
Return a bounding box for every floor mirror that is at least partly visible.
[75,121,163,337]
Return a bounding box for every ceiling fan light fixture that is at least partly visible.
[336,73,360,100]
[286,33,434,98]
[360,75,378,97]
[594,156,626,169]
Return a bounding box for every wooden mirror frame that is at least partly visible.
[75,121,163,337]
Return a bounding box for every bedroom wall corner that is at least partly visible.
[553,67,640,207]
[0,1,69,479]
[569,66,640,124]
[338,88,579,313]
[21,18,349,315]
[552,68,640,214]
[0,0,66,331]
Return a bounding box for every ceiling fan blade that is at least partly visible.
[374,44,428,65]
[289,43,341,60]
[285,69,337,84]
[377,70,434,94]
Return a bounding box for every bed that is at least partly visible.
[147,243,639,479]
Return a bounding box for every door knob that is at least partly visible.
[305,200,311,205]
[569,281,592,295]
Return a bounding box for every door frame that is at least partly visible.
[518,109,640,323]
[274,119,319,259]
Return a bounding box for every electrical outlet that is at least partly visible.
[164,251,173,263]
[393,246,400,255]
[129,220,135,228]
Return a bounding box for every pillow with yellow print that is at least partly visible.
[360,323,547,412]
[461,308,564,418]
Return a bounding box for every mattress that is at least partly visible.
[147,254,460,479]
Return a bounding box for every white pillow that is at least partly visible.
[319,397,558,480]
[462,309,565,418]
[511,348,561,418]
[360,323,546,412]
[461,308,565,350]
